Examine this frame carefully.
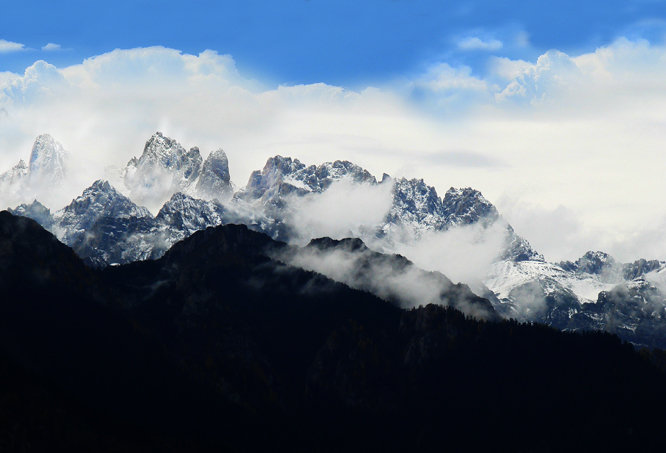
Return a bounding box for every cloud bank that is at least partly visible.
[2,39,666,260]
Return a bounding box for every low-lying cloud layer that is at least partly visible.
[278,238,497,320]
[286,179,395,244]
[2,39,666,260]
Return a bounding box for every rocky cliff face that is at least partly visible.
[195,149,232,201]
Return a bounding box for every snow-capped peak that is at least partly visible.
[0,134,70,210]
[156,192,226,237]
[441,187,498,226]
[129,132,203,177]
[123,132,204,211]
[575,251,616,274]
[386,177,447,230]
[59,179,152,222]
[0,159,28,186]
[28,134,67,185]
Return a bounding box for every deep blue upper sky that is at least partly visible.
[2,0,666,86]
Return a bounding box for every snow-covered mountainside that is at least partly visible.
[6,131,666,348]
[52,180,159,265]
[484,252,666,347]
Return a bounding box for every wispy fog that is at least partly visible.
[285,178,395,244]
[277,239,496,320]
[389,221,508,285]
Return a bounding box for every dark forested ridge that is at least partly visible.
[1,210,666,452]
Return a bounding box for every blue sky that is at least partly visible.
[2,0,666,86]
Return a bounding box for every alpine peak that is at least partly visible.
[28,133,67,185]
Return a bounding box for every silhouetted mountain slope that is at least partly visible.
[1,211,666,452]
[293,236,499,320]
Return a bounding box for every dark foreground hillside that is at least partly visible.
[1,211,665,452]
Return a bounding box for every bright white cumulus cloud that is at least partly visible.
[2,39,666,261]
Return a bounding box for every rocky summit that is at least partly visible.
[122,132,232,210]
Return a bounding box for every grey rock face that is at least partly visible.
[441,187,499,226]
[155,192,228,243]
[560,251,618,276]
[385,178,448,231]
[8,200,54,230]
[568,278,666,349]
[241,156,376,206]
[623,258,663,280]
[195,149,232,200]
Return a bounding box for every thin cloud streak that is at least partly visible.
[458,36,503,51]
[41,43,62,51]
[0,39,26,53]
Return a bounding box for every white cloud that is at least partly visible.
[393,221,508,286]
[495,50,582,103]
[0,39,26,53]
[415,62,488,92]
[2,60,68,103]
[286,178,395,243]
[489,57,532,80]
[41,43,62,51]
[458,36,503,51]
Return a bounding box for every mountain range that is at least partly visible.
[3,132,666,348]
